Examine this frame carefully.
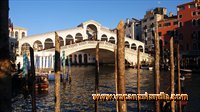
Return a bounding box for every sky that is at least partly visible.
[10,0,192,35]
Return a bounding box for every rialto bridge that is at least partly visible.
[17,20,153,69]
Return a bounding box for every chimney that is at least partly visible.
[169,12,173,17]
[126,18,130,25]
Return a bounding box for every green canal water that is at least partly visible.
[12,65,198,111]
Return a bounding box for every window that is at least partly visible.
[179,22,183,27]
[150,16,154,20]
[164,22,171,26]
[198,19,200,26]
[22,32,25,38]
[158,24,162,27]
[179,6,185,10]
[192,32,197,40]
[174,30,178,36]
[143,25,147,30]
[167,31,173,36]
[198,31,200,40]
[179,15,182,19]
[150,23,154,28]
[192,11,196,16]
[173,21,178,25]
[189,3,196,8]
[15,31,18,39]
[158,32,162,36]
[11,31,14,37]
[193,43,197,50]
[198,11,200,15]
[192,19,197,26]
[143,19,147,23]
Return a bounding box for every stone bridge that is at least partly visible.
[26,41,153,68]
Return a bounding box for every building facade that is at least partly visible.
[141,7,167,53]
[124,18,142,41]
[8,25,28,60]
[177,0,200,55]
[158,15,178,63]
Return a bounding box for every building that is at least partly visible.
[176,0,200,68]
[177,0,200,54]
[124,18,142,41]
[158,14,178,63]
[141,7,167,53]
[8,25,28,60]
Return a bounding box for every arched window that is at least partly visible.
[75,33,83,43]
[193,43,197,50]
[66,35,74,45]
[15,31,18,39]
[22,32,25,38]
[59,37,64,46]
[44,38,54,49]
[33,40,43,51]
[109,37,115,44]
[84,54,88,64]
[101,34,108,41]
[125,41,130,48]
[11,31,14,37]
[78,54,82,64]
[131,43,137,50]
[138,45,143,52]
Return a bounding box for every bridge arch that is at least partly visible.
[125,41,130,48]
[66,34,74,45]
[109,37,115,44]
[86,24,98,40]
[33,40,43,51]
[138,45,143,52]
[101,34,108,41]
[59,37,64,46]
[44,38,54,49]
[131,43,137,50]
[75,33,83,43]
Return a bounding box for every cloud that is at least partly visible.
[157,1,161,4]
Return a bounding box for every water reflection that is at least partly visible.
[12,65,194,111]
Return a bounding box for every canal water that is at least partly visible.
[12,65,197,112]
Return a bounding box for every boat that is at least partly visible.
[48,73,68,81]
[140,65,149,69]
[141,65,153,70]
[180,69,192,73]
[149,67,153,71]
[35,74,49,91]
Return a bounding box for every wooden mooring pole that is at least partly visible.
[55,32,61,112]
[68,56,71,84]
[117,20,127,112]
[29,47,36,112]
[154,23,160,112]
[177,44,182,112]
[170,36,175,112]
[137,48,141,112]
[95,43,99,112]
[114,47,119,112]
[62,51,66,86]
